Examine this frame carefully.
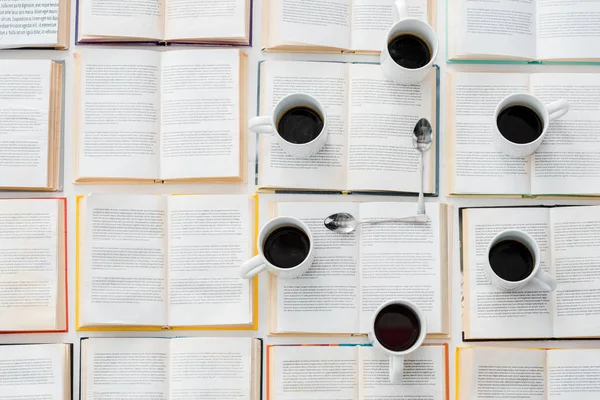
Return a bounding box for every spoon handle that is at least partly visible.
[417,152,425,215]
[361,215,430,226]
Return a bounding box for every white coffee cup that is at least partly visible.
[380,0,438,84]
[368,299,427,384]
[494,94,569,158]
[485,229,557,292]
[249,93,328,158]
[238,216,314,279]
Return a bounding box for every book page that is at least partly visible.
[350,0,428,52]
[0,199,58,331]
[279,0,351,49]
[80,195,168,327]
[450,72,532,195]
[470,348,546,400]
[550,206,600,338]
[258,61,349,191]
[79,0,163,40]
[530,73,600,195]
[463,207,554,339]
[166,0,247,40]
[269,345,358,400]
[77,50,161,181]
[537,0,600,60]
[358,203,443,334]
[81,338,168,400]
[170,338,252,399]
[274,202,360,334]
[0,344,67,400]
[0,0,59,48]
[452,0,536,59]
[160,50,241,180]
[359,345,445,400]
[0,60,50,189]
[548,349,600,400]
[347,65,435,193]
[167,195,253,327]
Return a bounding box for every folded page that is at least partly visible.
[160,50,241,180]
[269,345,358,400]
[463,207,554,339]
[0,60,51,189]
[347,65,435,193]
[273,202,360,333]
[0,344,68,400]
[449,72,531,195]
[358,202,443,333]
[258,61,349,190]
[170,337,252,399]
[76,50,161,181]
[0,199,58,331]
[167,195,253,327]
[80,194,168,327]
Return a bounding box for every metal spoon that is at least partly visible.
[324,212,430,234]
[413,118,433,215]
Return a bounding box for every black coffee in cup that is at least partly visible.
[388,33,431,69]
[497,105,543,144]
[276,106,324,145]
[489,239,534,282]
[374,304,421,352]
[263,226,310,269]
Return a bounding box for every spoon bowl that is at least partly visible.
[324,212,358,234]
[413,118,433,215]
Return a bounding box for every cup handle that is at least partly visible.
[393,0,409,22]
[249,116,274,134]
[532,269,557,292]
[239,255,267,279]
[546,100,569,121]
[389,354,404,384]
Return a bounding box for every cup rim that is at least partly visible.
[273,94,327,147]
[258,216,314,271]
[494,94,549,146]
[385,19,439,72]
[486,229,541,284]
[370,299,427,355]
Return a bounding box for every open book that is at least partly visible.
[448,0,600,63]
[268,344,448,399]
[81,337,261,400]
[448,72,600,197]
[76,194,256,330]
[76,0,251,45]
[262,0,435,53]
[74,49,247,184]
[267,200,450,337]
[0,60,64,191]
[257,60,438,194]
[461,205,600,340]
[0,0,70,49]
[458,346,600,399]
[0,198,67,333]
[0,343,71,400]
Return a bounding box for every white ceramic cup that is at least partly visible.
[380,0,438,84]
[238,216,314,279]
[368,299,427,384]
[494,94,569,158]
[485,229,557,292]
[249,93,328,158]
